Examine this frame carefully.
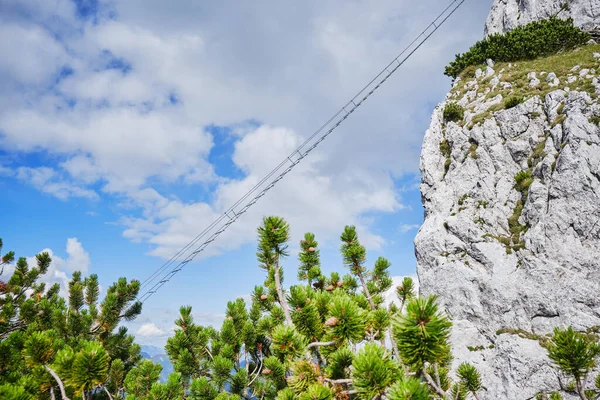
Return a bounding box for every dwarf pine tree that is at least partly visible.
[139,217,484,399]
[545,327,600,400]
[0,238,143,400]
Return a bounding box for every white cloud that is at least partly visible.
[15,167,98,201]
[136,323,166,337]
[0,1,494,263]
[122,124,401,259]
[399,224,421,233]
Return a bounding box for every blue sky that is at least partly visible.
[0,0,493,346]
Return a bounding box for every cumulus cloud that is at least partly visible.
[136,323,166,337]
[0,238,91,297]
[0,1,494,264]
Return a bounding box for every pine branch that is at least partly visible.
[273,260,293,326]
[423,369,449,399]
[324,378,353,385]
[434,363,442,391]
[306,340,337,349]
[247,354,263,387]
[356,271,375,310]
[102,386,114,400]
[44,364,70,400]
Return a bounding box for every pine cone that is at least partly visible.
[296,306,302,311]
[308,247,315,252]
[396,285,403,291]
[262,368,272,375]
[227,316,233,321]
[324,316,339,327]
[0,281,7,293]
[326,285,334,291]
[260,294,268,301]
[300,239,307,245]
[336,281,343,287]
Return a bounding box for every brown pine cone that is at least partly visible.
[324,316,339,327]
[326,285,334,291]
[260,294,268,301]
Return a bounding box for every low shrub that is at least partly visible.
[444,17,590,78]
[504,96,524,109]
[443,102,464,123]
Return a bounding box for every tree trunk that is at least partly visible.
[44,365,70,400]
[576,378,588,400]
[273,258,293,326]
[357,271,376,310]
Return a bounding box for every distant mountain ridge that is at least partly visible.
[140,345,173,383]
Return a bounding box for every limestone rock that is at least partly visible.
[485,0,600,36]
[416,59,600,398]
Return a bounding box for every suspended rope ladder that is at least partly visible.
[137,0,466,304]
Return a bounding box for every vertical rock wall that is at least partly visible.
[415,46,600,397]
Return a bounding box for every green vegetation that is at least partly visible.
[504,96,524,109]
[440,137,452,177]
[443,102,464,123]
[450,43,600,131]
[547,327,600,399]
[0,219,486,399]
[0,240,143,400]
[464,138,478,161]
[589,116,600,126]
[528,140,547,169]
[514,170,534,199]
[467,345,485,352]
[444,17,590,78]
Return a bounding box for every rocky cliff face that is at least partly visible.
[415,45,600,398]
[485,0,600,36]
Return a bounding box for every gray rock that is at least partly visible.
[484,0,600,36]
[546,72,560,87]
[416,79,600,398]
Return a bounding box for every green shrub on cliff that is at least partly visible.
[445,17,590,79]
